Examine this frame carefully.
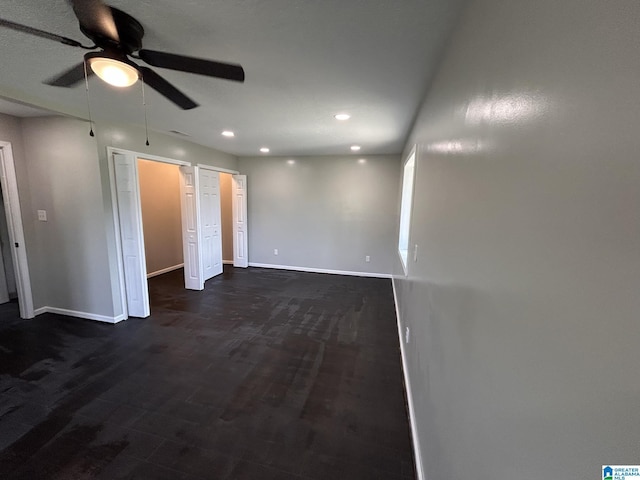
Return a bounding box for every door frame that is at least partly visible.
[0,140,34,318]
[108,147,242,319]
[108,147,190,318]
[199,166,247,268]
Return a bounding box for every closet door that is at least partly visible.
[199,169,223,281]
[179,166,204,290]
[113,152,149,318]
[232,175,248,268]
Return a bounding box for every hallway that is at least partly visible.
[0,267,413,479]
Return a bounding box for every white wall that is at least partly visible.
[394,0,640,478]
[238,155,400,275]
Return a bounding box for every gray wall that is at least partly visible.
[20,116,113,316]
[394,0,640,478]
[238,155,400,275]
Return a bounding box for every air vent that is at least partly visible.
[169,130,190,137]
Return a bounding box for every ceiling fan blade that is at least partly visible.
[45,61,93,87]
[0,18,86,48]
[68,0,119,42]
[139,50,245,83]
[138,67,198,110]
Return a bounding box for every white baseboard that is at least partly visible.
[223,260,234,265]
[392,277,424,480]
[34,306,125,324]
[147,263,184,278]
[248,262,391,279]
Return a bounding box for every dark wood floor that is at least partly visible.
[0,266,414,479]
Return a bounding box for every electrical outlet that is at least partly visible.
[365,255,370,263]
[274,248,278,255]
[405,327,410,344]
[37,210,47,222]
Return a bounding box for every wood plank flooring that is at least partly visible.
[0,266,414,479]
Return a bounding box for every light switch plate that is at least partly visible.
[37,210,47,222]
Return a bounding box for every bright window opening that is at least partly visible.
[398,149,416,274]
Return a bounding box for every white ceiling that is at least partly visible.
[0,0,464,157]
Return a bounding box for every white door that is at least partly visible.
[232,174,248,268]
[0,187,9,303]
[180,166,204,290]
[0,188,16,305]
[0,242,9,304]
[0,143,34,318]
[113,153,150,318]
[199,169,223,281]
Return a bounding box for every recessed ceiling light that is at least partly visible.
[260,147,270,153]
[334,113,351,121]
[222,130,235,137]
[350,145,361,151]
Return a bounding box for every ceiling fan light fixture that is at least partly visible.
[87,52,139,88]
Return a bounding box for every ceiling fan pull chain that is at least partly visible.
[83,60,95,137]
[141,74,150,146]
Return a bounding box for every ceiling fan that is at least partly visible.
[0,0,245,110]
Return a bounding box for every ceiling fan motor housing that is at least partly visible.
[0,1,244,109]
[79,7,144,54]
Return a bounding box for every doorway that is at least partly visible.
[0,182,15,304]
[138,159,185,279]
[0,141,34,318]
[108,147,247,319]
[137,160,234,280]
